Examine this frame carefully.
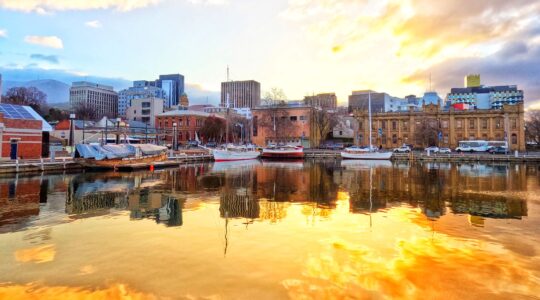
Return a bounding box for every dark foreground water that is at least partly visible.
[0,160,539,299]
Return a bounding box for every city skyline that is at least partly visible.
[0,0,539,108]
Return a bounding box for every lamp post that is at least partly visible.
[116,117,121,144]
[69,113,76,148]
[235,123,244,144]
[104,116,108,145]
[173,122,178,151]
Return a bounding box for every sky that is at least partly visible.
[0,0,540,108]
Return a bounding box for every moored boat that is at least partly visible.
[261,145,304,159]
[74,143,168,169]
[212,144,260,162]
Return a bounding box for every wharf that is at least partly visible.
[0,157,82,174]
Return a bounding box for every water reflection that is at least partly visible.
[0,161,539,299]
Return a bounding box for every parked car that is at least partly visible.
[488,146,508,154]
[393,145,411,153]
[187,140,200,148]
[206,141,217,148]
[439,147,451,154]
[332,143,345,150]
[425,146,440,153]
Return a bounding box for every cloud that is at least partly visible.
[30,53,60,64]
[24,35,63,49]
[85,20,102,28]
[0,28,7,38]
[188,0,228,5]
[402,41,540,108]
[0,0,161,13]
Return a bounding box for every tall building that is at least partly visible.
[221,80,261,108]
[70,81,118,119]
[118,84,166,116]
[447,75,524,110]
[157,74,185,108]
[304,93,337,110]
[465,74,481,88]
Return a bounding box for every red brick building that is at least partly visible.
[0,104,52,159]
[155,110,225,145]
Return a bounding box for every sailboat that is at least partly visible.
[212,66,260,162]
[341,91,392,160]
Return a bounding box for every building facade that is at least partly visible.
[125,97,164,128]
[353,103,526,151]
[349,90,418,113]
[304,93,337,110]
[447,75,524,110]
[221,80,261,108]
[252,105,316,147]
[155,110,225,145]
[118,84,166,116]
[70,81,118,119]
[157,74,185,108]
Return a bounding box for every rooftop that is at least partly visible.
[0,103,53,131]
[157,109,225,119]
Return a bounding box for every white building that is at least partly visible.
[118,85,166,116]
[125,97,164,128]
[70,81,118,118]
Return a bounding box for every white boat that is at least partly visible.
[341,151,392,160]
[213,145,260,162]
[340,92,392,160]
[261,144,304,159]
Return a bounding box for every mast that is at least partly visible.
[226,66,230,145]
[368,91,372,150]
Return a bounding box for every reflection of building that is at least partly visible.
[129,189,183,227]
[219,190,259,219]
[353,103,526,150]
[0,177,46,230]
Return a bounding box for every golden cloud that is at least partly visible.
[24,35,63,49]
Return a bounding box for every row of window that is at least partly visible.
[360,118,519,131]
[158,118,204,128]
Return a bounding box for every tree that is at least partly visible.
[312,109,338,146]
[3,86,47,113]
[525,109,540,146]
[414,119,439,147]
[200,116,225,142]
[44,107,69,122]
[74,102,97,120]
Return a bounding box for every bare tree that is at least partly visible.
[312,109,338,147]
[256,88,294,143]
[414,119,439,147]
[3,86,47,113]
[73,102,97,121]
[526,110,540,146]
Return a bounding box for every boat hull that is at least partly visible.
[76,153,168,169]
[340,151,393,160]
[261,148,304,159]
[213,149,260,162]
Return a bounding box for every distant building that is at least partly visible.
[465,74,481,88]
[118,84,166,116]
[179,93,189,108]
[333,116,357,140]
[0,103,53,159]
[0,73,3,103]
[221,80,261,108]
[70,81,118,118]
[447,75,524,110]
[304,93,337,110]
[125,97,164,128]
[157,74,185,108]
[349,90,418,113]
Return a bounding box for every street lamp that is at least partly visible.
[116,117,122,144]
[69,113,76,148]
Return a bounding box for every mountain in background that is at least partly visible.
[3,79,70,103]
[1,67,220,107]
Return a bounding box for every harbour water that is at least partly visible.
[0,160,539,299]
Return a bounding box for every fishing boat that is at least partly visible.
[73,143,168,169]
[341,92,392,160]
[261,144,304,159]
[213,144,260,162]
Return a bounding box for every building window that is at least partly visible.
[392,134,397,144]
[359,121,363,130]
[290,116,298,121]
[253,116,258,137]
[469,134,475,140]
[469,119,475,129]
[443,134,449,144]
[482,119,488,129]
[511,118,517,129]
[403,121,409,130]
[392,121,397,130]
[403,134,408,142]
[382,120,386,129]
[511,133,517,145]
[456,119,463,129]
[495,118,502,129]
[299,115,306,121]
[441,120,449,129]
[382,135,387,144]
